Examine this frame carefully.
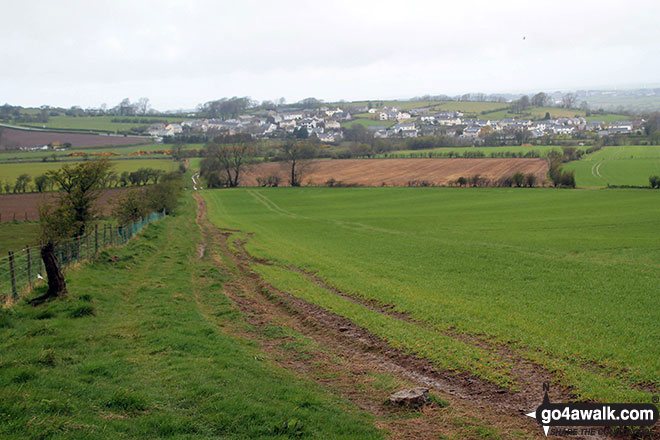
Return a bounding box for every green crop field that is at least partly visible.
[0,195,383,439]
[0,222,40,256]
[202,187,660,404]
[0,143,202,162]
[17,115,185,132]
[0,159,177,185]
[434,101,508,114]
[566,145,660,187]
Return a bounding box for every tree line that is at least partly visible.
[200,140,318,188]
[0,167,176,195]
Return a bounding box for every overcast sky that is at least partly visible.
[2,0,659,110]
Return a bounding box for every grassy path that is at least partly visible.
[0,194,383,439]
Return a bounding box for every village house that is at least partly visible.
[279,119,297,131]
[324,120,341,130]
[388,122,418,138]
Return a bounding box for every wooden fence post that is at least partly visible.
[103,224,107,248]
[9,252,17,298]
[86,233,90,260]
[26,247,32,288]
[38,248,43,276]
[95,224,99,256]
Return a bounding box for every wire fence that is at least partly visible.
[0,210,166,304]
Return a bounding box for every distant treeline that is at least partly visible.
[110,118,171,124]
[0,166,184,195]
[164,133,253,144]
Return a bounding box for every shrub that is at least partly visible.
[495,175,513,187]
[548,161,575,188]
[468,174,489,188]
[204,170,229,188]
[256,174,281,187]
[407,180,433,187]
[145,176,183,214]
[113,189,149,224]
[560,170,576,188]
[649,175,660,188]
[512,171,525,187]
[525,173,537,188]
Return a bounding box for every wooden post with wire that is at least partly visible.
[9,251,17,298]
[27,247,32,288]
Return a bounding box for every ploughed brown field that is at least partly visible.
[0,188,129,223]
[242,158,550,187]
[0,127,149,149]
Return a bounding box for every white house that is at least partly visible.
[324,120,341,130]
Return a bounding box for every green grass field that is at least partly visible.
[480,107,629,122]
[0,222,40,256]
[342,100,627,123]
[202,187,660,403]
[565,145,660,187]
[17,115,185,133]
[0,143,202,162]
[0,159,177,186]
[0,195,383,439]
[335,100,508,114]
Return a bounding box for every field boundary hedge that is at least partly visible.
[0,210,166,304]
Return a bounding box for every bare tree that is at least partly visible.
[136,97,151,115]
[201,143,256,187]
[280,142,318,186]
[531,92,548,107]
[562,93,577,109]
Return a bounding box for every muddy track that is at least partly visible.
[231,224,658,397]
[192,193,656,440]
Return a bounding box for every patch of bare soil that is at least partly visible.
[0,188,130,222]
[241,158,549,187]
[0,127,149,149]
[192,193,658,440]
